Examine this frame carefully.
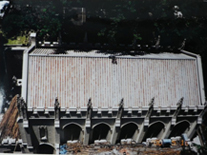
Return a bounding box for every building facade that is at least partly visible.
[17,33,206,154]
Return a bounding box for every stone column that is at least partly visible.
[136,120,148,143]
[161,121,172,139]
[187,120,198,139]
[83,98,92,145]
[83,122,91,145]
[110,119,120,144]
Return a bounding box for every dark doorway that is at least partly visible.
[64,124,82,142]
[143,122,165,141]
[91,123,110,143]
[169,121,190,137]
[117,123,138,142]
[38,144,54,154]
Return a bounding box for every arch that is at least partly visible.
[38,143,55,154]
[149,121,165,128]
[175,120,191,127]
[90,123,111,143]
[143,121,165,141]
[169,120,190,138]
[39,142,54,148]
[121,121,139,129]
[62,122,83,130]
[117,122,139,143]
[92,122,111,130]
[63,124,82,142]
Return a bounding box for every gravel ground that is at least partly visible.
[62,143,196,155]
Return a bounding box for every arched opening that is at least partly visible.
[38,144,54,154]
[63,124,82,143]
[117,123,138,143]
[143,122,165,141]
[90,123,111,143]
[169,121,190,138]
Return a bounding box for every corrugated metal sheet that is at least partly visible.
[31,48,56,54]
[27,55,199,108]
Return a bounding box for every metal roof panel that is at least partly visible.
[27,55,199,108]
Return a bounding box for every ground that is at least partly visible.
[60,143,196,155]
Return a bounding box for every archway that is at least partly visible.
[117,123,138,143]
[91,123,111,143]
[143,121,165,141]
[169,121,190,138]
[63,124,82,142]
[38,144,54,154]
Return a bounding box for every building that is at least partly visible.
[15,33,206,154]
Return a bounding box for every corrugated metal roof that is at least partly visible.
[27,53,199,108]
[31,48,56,54]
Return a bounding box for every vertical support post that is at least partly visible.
[55,128,60,154]
[137,98,154,143]
[136,122,146,143]
[164,97,184,138]
[83,98,92,145]
[173,97,184,119]
[110,121,120,144]
[161,122,171,139]
[54,97,60,147]
[187,120,197,139]
[54,97,60,120]
[110,98,124,144]
[83,126,90,145]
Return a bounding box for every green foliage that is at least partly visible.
[6,35,28,45]
[193,143,207,154]
[133,34,142,41]
[2,13,24,37]
[2,1,62,41]
[97,0,138,44]
[1,0,207,50]
[97,28,106,37]
[60,0,67,5]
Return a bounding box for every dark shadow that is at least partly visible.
[143,122,165,141]
[91,123,110,143]
[28,127,39,153]
[180,149,197,155]
[38,144,54,154]
[54,48,66,54]
[169,121,190,138]
[63,124,82,142]
[0,48,23,112]
[117,123,138,143]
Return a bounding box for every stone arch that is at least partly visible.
[92,122,111,130]
[169,120,190,138]
[121,121,139,129]
[38,143,55,154]
[63,123,83,143]
[90,123,111,144]
[62,122,83,130]
[143,121,165,141]
[117,122,139,143]
[148,121,165,128]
